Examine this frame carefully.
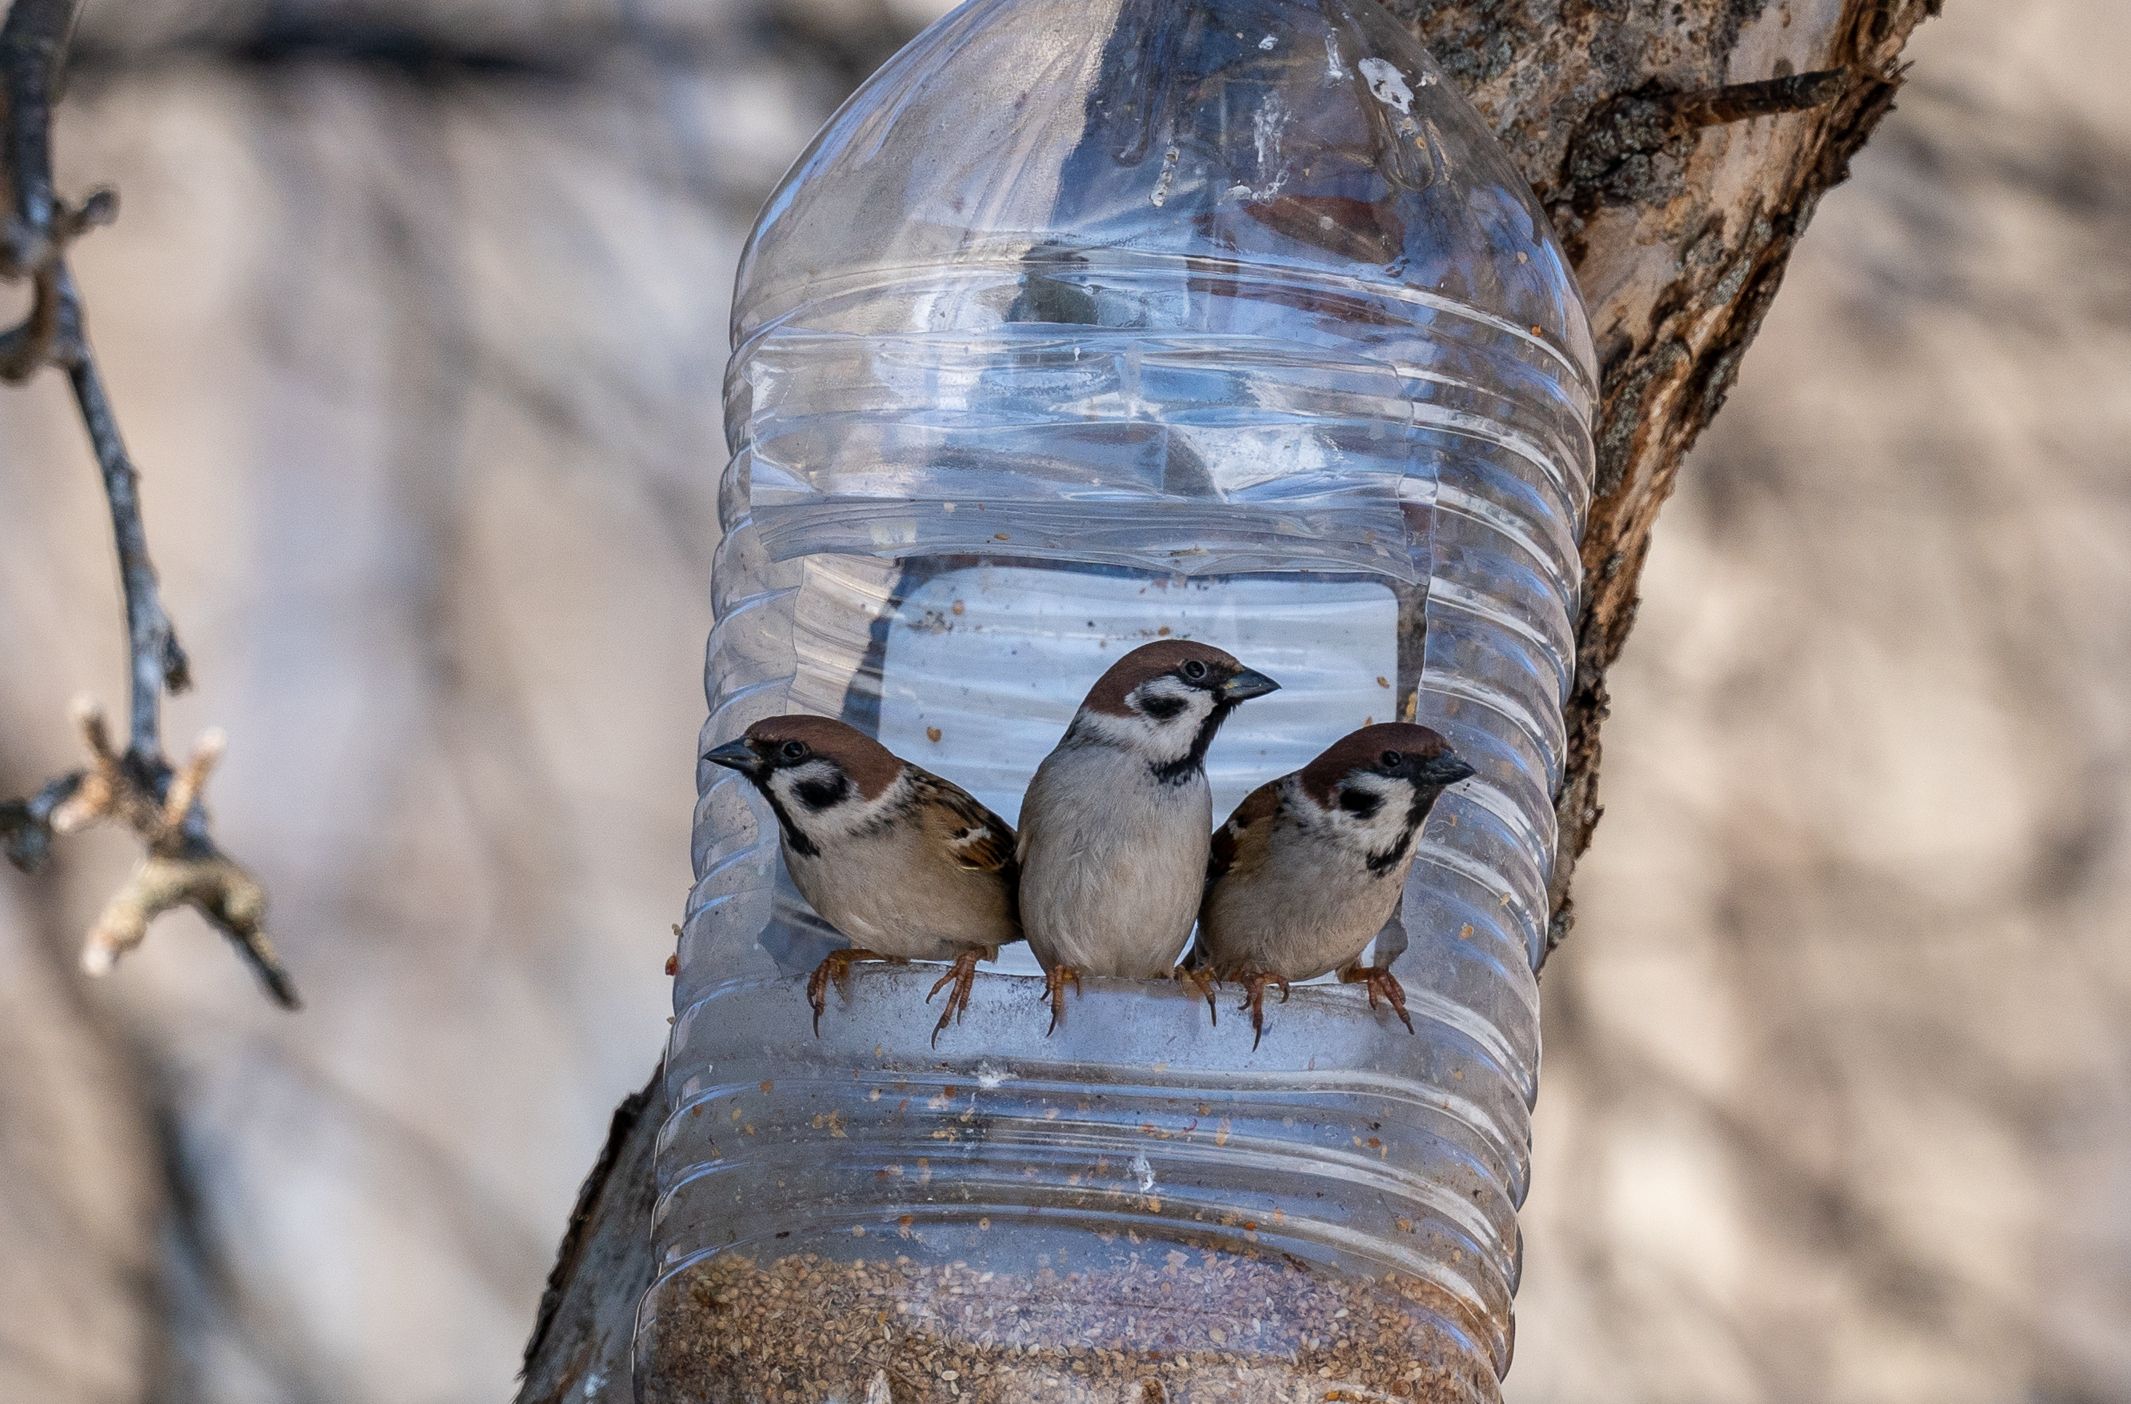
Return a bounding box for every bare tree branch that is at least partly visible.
[0,0,294,1008]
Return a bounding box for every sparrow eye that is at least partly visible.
[1380,750,1404,769]
[780,739,809,762]
[1180,659,1208,681]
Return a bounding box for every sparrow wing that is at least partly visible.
[911,770,1017,875]
[1207,778,1284,885]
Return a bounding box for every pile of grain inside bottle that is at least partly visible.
[641,1241,1497,1404]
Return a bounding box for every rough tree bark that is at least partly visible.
[515,1,1940,1397]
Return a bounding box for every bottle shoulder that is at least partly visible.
[732,0,1593,386]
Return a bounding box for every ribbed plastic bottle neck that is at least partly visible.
[722,248,1590,586]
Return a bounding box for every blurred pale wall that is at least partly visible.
[0,2,2124,1401]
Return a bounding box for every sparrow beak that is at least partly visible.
[1218,668,1281,703]
[703,739,763,776]
[1421,752,1477,787]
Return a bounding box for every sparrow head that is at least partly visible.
[1297,723,1475,866]
[1069,640,1280,777]
[703,716,908,853]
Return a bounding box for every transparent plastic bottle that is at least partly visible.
[641,0,1594,1399]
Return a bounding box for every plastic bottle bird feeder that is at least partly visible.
[641,0,1595,1399]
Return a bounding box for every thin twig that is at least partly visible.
[0,769,81,869]
[0,0,294,1007]
[62,279,194,751]
[1661,68,1856,131]
[1562,66,1881,217]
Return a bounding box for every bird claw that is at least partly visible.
[1234,970,1292,1050]
[1172,965,1220,1026]
[804,948,891,1035]
[1339,964,1415,1034]
[926,947,992,1047]
[1043,965,1083,1037]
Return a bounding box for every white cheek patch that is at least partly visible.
[766,759,835,803]
[1328,774,1416,847]
[1071,707,1173,758]
[1122,677,1216,755]
[768,762,906,839]
[1070,709,1146,749]
[1132,676,1200,714]
[1070,681,1212,762]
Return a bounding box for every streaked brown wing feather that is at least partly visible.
[912,770,1017,875]
[1207,779,1283,884]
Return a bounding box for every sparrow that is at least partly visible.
[703,716,1019,1042]
[1016,639,1280,1032]
[1189,722,1475,1046]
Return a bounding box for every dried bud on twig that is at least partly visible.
[31,701,298,1006]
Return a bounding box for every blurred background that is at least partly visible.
[0,1,2124,1401]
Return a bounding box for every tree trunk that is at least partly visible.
[514,2,1941,1398]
